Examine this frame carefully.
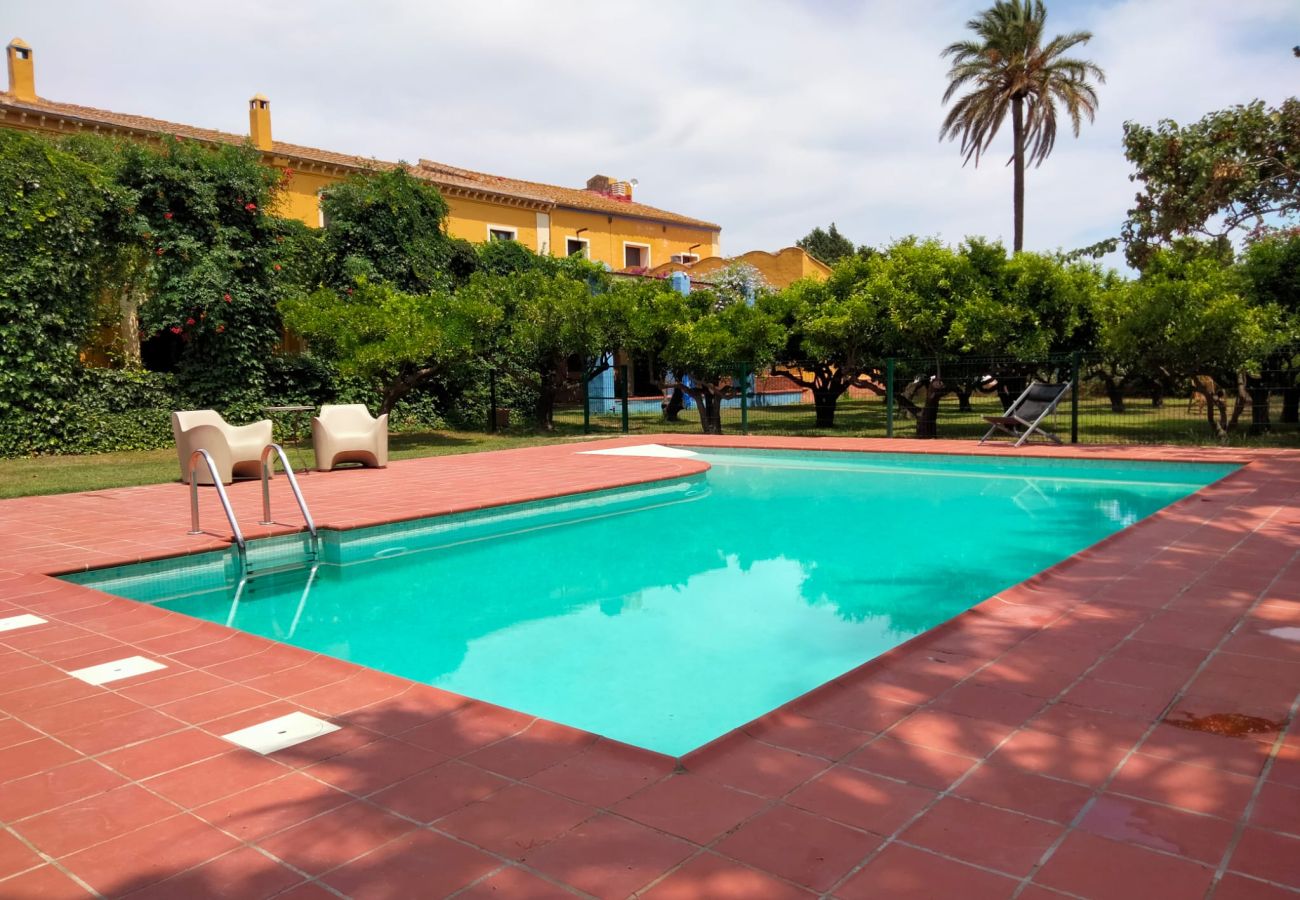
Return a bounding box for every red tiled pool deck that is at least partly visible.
[1,435,1297,899]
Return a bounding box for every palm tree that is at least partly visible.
[940,0,1104,252]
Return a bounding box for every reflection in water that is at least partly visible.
[81,450,1233,755]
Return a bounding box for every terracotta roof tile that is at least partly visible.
[0,92,719,231]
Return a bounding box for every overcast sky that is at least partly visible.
[7,1,1299,268]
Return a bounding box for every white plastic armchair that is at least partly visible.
[312,404,389,472]
[171,410,273,485]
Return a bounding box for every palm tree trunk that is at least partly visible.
[1011,94,1026,253]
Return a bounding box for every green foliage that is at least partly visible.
[0,130,114,441]
[280,279,491,415]
[1122,99,1300,267]
[318,165,462,292]
[795,222,860,265]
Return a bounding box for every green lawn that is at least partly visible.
[4,393,1295,499]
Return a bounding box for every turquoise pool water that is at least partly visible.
[65,449,1237,756]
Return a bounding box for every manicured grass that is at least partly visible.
[0,430,580,499]
[5,392,1296,499]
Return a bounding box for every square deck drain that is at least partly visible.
[0,614,47,632]
[222,711,340,754]
[67,655,167,685]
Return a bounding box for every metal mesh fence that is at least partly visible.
[551,350,1300,446]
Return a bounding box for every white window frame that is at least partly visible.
[317,189,330,228]
[565,236,591,258]
[672,253,700,264]
[622,241,651,269]
[486,224,518,242]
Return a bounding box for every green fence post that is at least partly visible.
[1070,351,1080,444]
[488,367,497,434]
[740,364,749,435]
[621,364,630,434]
[885,358,895,438]
[582,366,591,435]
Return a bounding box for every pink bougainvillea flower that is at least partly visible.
[245,202,257,211]
[163,212,173,220]
[274,264,281,271]
[155,247,164,255]
[169,326,182,334]
[185,317,195,325]
[223,293,232,303]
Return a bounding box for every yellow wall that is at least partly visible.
[649,247,832,289]
[549,207,719,270]
[444,197,540,249]
[271,168,338,226]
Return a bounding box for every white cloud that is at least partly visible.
[7,0,1298,268]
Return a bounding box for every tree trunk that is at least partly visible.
[697,392,723,434]
[1247,375,1271,435]
[915,380,946,439]
[812,389,838,428]
[1281,385,1300,425]
[954,384,973,413]
[1102,376,1126,413]
[664,386,684,421]
[1011,94,1026,253]
[535,383,557,432]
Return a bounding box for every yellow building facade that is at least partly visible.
[1,38,721,270]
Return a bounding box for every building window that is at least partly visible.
[671,253,700,264]
[623,242,650,268]
[565,237,589,258]
[487,226,517,242]
[317,190,331,228]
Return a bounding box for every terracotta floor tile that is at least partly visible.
[1214,872,1300,900]
[931,683,1047,727]
[786,765,936,836]
[435,784,593,859]
[20,692,142,736]
[1079,794,1236,863]
[614,773,767,845]
[1088,656,1190,694]
[1137,723,1272,777]
[1026,703,1150,750]
[255,800,416,876]
[743,709,873,759]
[119,846,304,900]
[155,683,274,725]
[843,735,978,790]
[368,759,509,824]
[192,772,350,841]
[0,738,83,784]
[886,710,1015,759]
[1248,779,1300,836]
[524,813,695,898]
[1110,753,1258,819]
[793,684,917,733]
[142,749,289,809]
[460,718,595,779]
[1033,830,1214,899]
[0,829,43,880]
[114,669,229,706]
[322,829,499,900]
[714,804,877,892]
[291,671,410,717]
[834,842,1020,900]
[901,796,1063,877]
[1227,827,1300,888]
[55,707,181,756]
[453,866,575,900]
[1060,677,1174,720]
[398,703,533,757]
[640,851,814,900]
[686,737,830,798]
[0,759,127,822]
[302,736,444,795]
[59,813,241,897]
[527,739,674,807]
[96,727,230,781]
[13,783,180,857]
[953,763,1094,823]
[0,863,95,898]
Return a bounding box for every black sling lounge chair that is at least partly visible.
[980,381,1072,447]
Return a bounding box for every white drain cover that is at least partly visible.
[222,711,340,754]
[0,614,47,633]
[580,444,699,458]
[67,655,167,686]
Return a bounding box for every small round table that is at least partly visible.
[263,405,315,474]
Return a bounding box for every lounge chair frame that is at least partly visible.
[980,381,1072,447]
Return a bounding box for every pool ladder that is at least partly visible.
[187,444,318,572]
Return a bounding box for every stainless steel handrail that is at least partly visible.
[187,449,246,555]
[259,443,318,539]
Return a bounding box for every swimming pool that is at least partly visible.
[65,449,1237,756]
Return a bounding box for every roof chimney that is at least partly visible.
[248,94,272,151]
[6,38,35,102]
[586,174,612,193]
